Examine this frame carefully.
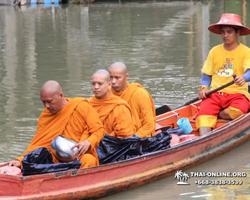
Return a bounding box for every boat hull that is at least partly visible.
[1,103,250,200]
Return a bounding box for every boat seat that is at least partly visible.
[189,116,231,123]
[188,117,196,124]
[188,117,231,133]
[155,125,172,135]
[217,119,231,123]
[156,125,172,132]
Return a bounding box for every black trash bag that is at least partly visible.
[167,127,185,136]
[22,147,81,176]
[96,131,172,165]
[96,135,140,164]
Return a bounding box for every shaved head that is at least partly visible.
[91,69,111,99]
[92,69,110,82]
[108,62,129,92]
[40,80,67,114]
[41,80,63,95]
[109,62,127,75]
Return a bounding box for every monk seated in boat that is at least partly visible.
[89,69,135,138]
[108,62,156,137]
[196,13,250,136]
[8,80,105,169]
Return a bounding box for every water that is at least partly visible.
[100,138,250,200]
[0,0,250,199]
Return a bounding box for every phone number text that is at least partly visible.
[194,179,243,185]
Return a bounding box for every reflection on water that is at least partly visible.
[0,0,250,199]
[100,139,250,200]
[0,1,208,161]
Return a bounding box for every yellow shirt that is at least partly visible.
[202,43,250,99]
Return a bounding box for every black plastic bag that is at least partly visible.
[96,131,172,165]
[167,127,185,136]
[22,147,81,176]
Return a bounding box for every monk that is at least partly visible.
[108,62,156,137]
[8,80,105,168]
[89,69,134,138]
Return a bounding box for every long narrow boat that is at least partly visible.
[1,100,250,200]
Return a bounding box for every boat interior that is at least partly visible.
[155,101,235,146]
[0,101,245,177]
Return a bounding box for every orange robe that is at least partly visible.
[16,97,105,168]
[111,82,156,137]
[89,95,134,138]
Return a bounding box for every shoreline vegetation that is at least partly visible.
[1,0,204,6]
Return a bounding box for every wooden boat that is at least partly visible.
[1,100,250,200]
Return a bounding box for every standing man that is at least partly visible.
[108,62,156,137]
[9,80,105,168]
[196,13,250,135]
[89,69,134,138]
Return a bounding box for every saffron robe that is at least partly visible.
[89,95,134,138]
[111,82,156,137]
[16,97,105,168]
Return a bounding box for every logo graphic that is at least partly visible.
[174,170,190,185]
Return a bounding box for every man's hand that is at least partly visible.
[198,87,209,100]
[234,75,245,86]
[72,140,91,158]
[8,160,21,168]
